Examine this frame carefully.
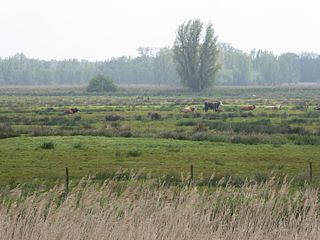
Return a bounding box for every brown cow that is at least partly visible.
[64,108,80,114]
[240,105,255,111]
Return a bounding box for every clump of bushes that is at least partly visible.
[127,148,142,157]
[134,115,143,121]
[87,75,118,92]
[193,122,208,132]
[0,124,18,138]
[29,127,61,136]
[105,114,122,121]
[288,135,320,145]
[40,142,55,149]
[73,143,86,149]
[156,131,187,140]
[148,112,161,120]
[117,125,133,137]
[177,120,197,126]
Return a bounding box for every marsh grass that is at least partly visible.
[0,178,319,240]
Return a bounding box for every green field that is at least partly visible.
[0,86,320,186]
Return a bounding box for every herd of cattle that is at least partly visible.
[63,101,320,114]
[181,101,320,113]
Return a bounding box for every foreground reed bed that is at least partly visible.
[0,178,319,240]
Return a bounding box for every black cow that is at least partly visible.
[204,101,223,112]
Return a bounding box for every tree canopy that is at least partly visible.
[173,19,220,91]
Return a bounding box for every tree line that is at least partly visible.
[0,45,319,87]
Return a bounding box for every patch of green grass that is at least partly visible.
[0,136,319,186]
[0,87,320,187]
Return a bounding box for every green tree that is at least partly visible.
[218,43,252,85]
[153,47,179,86]
[250,50,279,85]
[87,74,118,92]
[278,53,299,84]
[173,19,220,91]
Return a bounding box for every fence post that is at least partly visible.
[188,164,194,188]
[65,167,69,193]
[309,162,312,182]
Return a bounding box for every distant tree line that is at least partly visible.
[217,43,320,86]
[0,46,320,86]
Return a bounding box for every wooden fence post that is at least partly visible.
[65,167,69,193]
[188,164,194,188]
[309,162,312,182]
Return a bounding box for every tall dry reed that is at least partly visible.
[0,178,319,240]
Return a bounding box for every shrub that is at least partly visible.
[292,105,305,110]
[127,148,142,157]
[0,124,18,138]
[117,126,133,137]
[134,115,143,120]
[87,75,118,92]
[111,122,121,128]
[156,131,187,140]
[40,142,55,149]
[148,112,161,120]
[191,132,210,141]
[73,143,86,149]
[193,122,207,132]
[105,114,122,121]
[288,135,320,145]
[254,173,268,183]
[177,120,197,126]
[285,118,307,124]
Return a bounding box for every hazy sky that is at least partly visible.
[0,0,319,60]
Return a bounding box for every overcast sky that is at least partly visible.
[0,0,319,60]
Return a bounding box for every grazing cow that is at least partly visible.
[264,105,281,110]
[181,106,197,113]
[204,101,223,112]
[240,105,256,111]
[64,108,80,114]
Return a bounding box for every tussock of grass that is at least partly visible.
[39,142,55,149]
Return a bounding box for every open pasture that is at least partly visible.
[0,86,320,186]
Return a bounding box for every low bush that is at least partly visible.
[87,75,118,92]
[193,122,208,132]
[105,114,122,121]
[40,142,55,149]
[73,143,86,149]
[155,131,187,140]
[148,112,161,120]
[288,135,320,145]
[0,124,18,138]
[127,148,142,157]
[134,115,143,120]
[177,120,197,126]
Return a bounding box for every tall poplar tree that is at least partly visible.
[173,19,220,91]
